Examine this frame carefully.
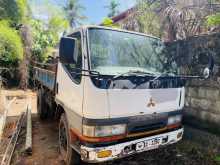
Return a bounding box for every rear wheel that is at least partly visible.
[59,114,82,165]
[37,89,48,120]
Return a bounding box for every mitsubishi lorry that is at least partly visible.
[33,25,214,164]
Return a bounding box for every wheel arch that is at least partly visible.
[56,104,65,120]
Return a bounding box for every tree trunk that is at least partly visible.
[19,25,32,90]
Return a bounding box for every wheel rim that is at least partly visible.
[59,122,68,160]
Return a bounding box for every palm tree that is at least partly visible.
[162,3,202,41]
[135,0,211,41]
[105,0,120,18]
[63,0,86,28]
[161,0,216,41]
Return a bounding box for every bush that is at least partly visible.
[207,13,220,26]
[0,20,23,66]
[31,17,68,62]
[30,20,57,61]
[102,17,119,28]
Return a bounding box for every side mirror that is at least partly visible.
[203,55,214,79]
[59,37,78,64]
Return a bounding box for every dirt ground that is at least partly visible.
[12,119,220,165]
[0,90,38,163]
[12,116,64,165]
[1,89,220,165]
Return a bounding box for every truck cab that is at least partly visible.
[34,25,217,164]
[53,26,185,164]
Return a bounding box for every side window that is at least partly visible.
[65,32,82,84]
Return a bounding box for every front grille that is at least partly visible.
[129,122,166,134]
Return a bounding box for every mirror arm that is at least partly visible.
[181,55,215,80]
[178,75,202,79]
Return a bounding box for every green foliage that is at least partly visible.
[0,20,23,66]
[207,13,220,26]
[27,1,71,62]
[30,20,56,61]
[30,13,69,62]
[105,0,120,18]
[102,17,119,28]
[48,15,69,42]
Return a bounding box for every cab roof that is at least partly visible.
[69,25,161,41]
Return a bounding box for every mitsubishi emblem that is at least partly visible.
[147,97,156,107]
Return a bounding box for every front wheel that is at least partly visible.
[59,114,82,165]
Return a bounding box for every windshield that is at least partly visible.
[88,28,177,76]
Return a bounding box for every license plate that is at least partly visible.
[135,137,162,152]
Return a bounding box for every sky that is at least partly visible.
[30,0,136,24]
[81,0,136,24]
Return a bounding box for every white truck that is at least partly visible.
[34,26,214,165]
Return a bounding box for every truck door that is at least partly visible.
[56,31,84,118]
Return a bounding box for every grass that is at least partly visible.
[175,140,219,164]
[215,156,220,164]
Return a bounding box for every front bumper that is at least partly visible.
[80,128,184,163]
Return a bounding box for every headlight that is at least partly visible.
[83,124,127,137]
[167,115,182,125]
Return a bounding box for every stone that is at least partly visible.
[205,89,219,100]
[198,88,206,98]
[187,87,198,98]
[190,98,211,110]
[185,97,190,107]
[213,101,220,114]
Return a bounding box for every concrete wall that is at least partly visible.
[185,79,220,126]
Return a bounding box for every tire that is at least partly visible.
[59,114,82,165]
[37,89,48,120]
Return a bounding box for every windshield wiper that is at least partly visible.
[132,72,175,89]
[112,70,155,80]
[108,70,155,89]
